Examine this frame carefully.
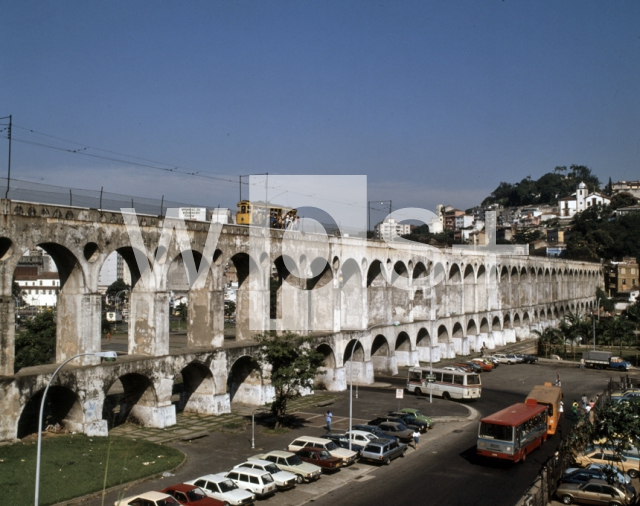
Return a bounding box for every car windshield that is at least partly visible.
[396,424,407,431]
[318,450,333,459]
[186,488,207,501]
[262,474,274,483]
[219,480,238,492]
[264,464,280,474]
[158,499,181,506]
[286,456,304,466]
[324,441,338,451]
[411,410,423,417]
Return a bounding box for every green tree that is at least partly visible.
[533,327,564,358]
[609,192,638,210]
[595,288,615,313]
[224,300,236,317]
[176,302,187,319]
[106,278,130,300]
[14,311,56,372]
[558,312,591,355]
[255,332,324,427]
[602,316,635,353]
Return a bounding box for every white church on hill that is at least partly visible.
[558,181,610,219]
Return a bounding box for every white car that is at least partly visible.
[287,436,358,465]
[252,451,322,483]
[114,491,180,506]
[186,474,255,505]
[443,366,466,372]
[234,459,297,490]
[344,429,383,446]
[224,468,277,498]
[493,353,516,364]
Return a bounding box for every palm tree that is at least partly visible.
[602,316,635,356]
[559,311,591,354]
[533,327,564,358]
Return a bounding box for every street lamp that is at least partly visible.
[593,297,601,350]
[348,320,400,451]
[34,351,117,506]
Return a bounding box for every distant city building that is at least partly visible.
[209,207,232,224]
[615,204,640,216]
[558,182,610,219]
[374,218,411,240]
[454,214,474,230]
[17,249,52,274]
[15,269,60,307]
[605,258,639,297]
[612,180,640,199]
[443,208,464,230]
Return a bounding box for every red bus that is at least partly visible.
[476,399,548,463]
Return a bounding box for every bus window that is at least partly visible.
[409,371,421,382]
[454,375,464,385]
[442,374,453,384]
[434,372,443,382]
[241,206,247,213]
[466,375,481,385]
[479,423,513,442]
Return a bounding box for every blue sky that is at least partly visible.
[1,1,639,223]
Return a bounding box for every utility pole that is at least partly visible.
[2,115,12,199]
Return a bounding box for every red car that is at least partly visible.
[161,484,228,506]
[295,447,342,472]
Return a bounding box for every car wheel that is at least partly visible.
[443,391,451,400]
[628,469,639,478]
[295,474,304,484]
[561,495,573,505]
[415,388,422,397]
[384,458,391,465]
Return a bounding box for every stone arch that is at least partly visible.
[340,258,364,330]
[412,261,428,287]
[477,264,486,283]
[500,266,509,283]
[17,386,84,438]
[463,264,475,283]
[367,260,388,325]
[344,339,365,363]
[395,331,411,352]
[317,343,336,368]
[510,266,519,281]
[449,263,462,283]
[229,252,262,341]
[467,319,478,335]
[390,261,410,320]
[480,318,490,333]
[417,328,430,347]
[371,334,390,357]
[452,322,463,339]
[492,316,501,331]
[102,373,158,429]
[366,260,386,287]
[437,325,449,343]
[227,355,263,404]
[503,313,512,329]
[513,313,521,327]
[172,361,215,414]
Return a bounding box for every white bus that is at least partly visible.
[406,367,482,400]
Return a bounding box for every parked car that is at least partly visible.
[223,468,277,499]
[471,358,494,371]
[574,447,640,478]
[443,365,466,372]
[251,451,322,484]
[368,416,422,433]
[556,478,634,505]
[484,356,500,367]
[115,491,181,506]
[359,438,408,465]
[351,424,399,442]
[161,484,228,506]
[234,459,297,490]
[492,353,517,364]
[611,388,640,400]
[459,361,484,373]
[323,433,365,454]
[387,412,429,432]
[295,447,342,472]
[397,408,435,429]
[186,475,255,505]
[374,421,414,443]
[287,436,358,465]
[613,392,640,404]
[515,353,538,364]
[560,466,635,497]
[344,429,388,446]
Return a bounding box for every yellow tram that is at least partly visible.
[236,200,298,227]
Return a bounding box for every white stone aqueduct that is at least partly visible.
[0,200,600,441]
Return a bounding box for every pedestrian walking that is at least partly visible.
[580,358,585,370]
[412,429,420,450]
[106,331,111,341]
[480,345,485,357]
[325,410,332,432]
[572,400,579,418]
[559,400,564,417]
[581,394,587,409]
[589,399,595,409]
[556,371,561,387]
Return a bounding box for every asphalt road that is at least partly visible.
[79,361,619,506]
[307,362,614,506]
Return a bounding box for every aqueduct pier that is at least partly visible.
[0,199,600,441]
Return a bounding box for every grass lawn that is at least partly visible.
[0,433,185,506]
